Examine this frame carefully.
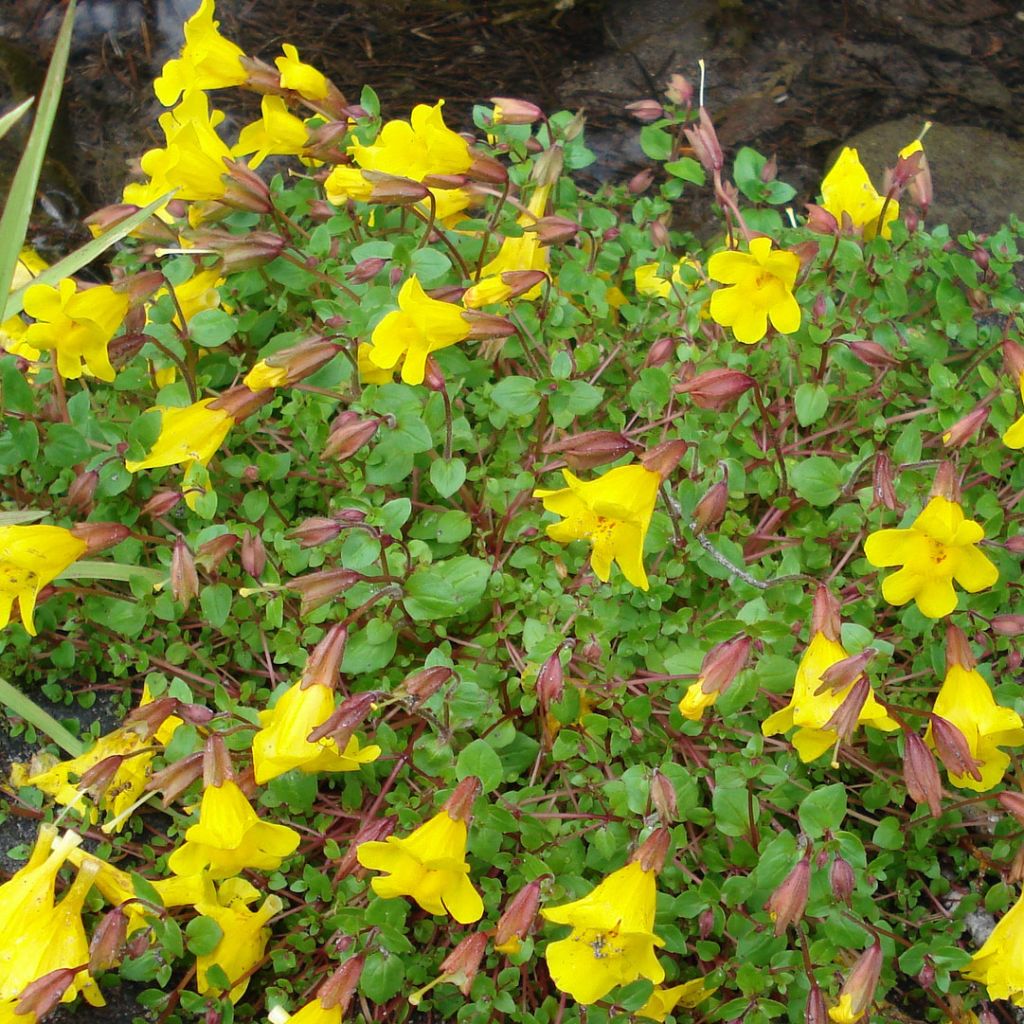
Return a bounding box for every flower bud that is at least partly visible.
[766,853,810,935]
[698,907,715,939]
[494,879,542,954]
[546,429,638,472]
[461,309,517,340]
[805,982,827,1024]
[467,152,508,184]
[813,294,828,321]
[423,356,447,392]
[871,452,900,512]
[830,855,856,904]
[833,942,882,1023]
[196,532,239,572]
[676,367,756,409]
[990,614,1024,637]
[1005,535,1024,554]
[531,145,564,187]
[491,97,543,125]
[307,690,379,748]
[930,461,961,503]
[683,107,723,176]
[645,337,676,368]
[85,203,177,242]
[997,790,1024,826]
[142,489,183,518]
[524,215,579,245]
[823,675,870,745]
[359,170,432,205]
[930,714,984,783]
[941,405,989,448]
[203,733,233,788]
[804,203,839,235]
[300,626,348,690]
[442,777,482,824]
[70,522,130,554]
[323,415,381,459]
[640,439,688,480]
[171,538,199,609]
[241,531,266,579]
[944,622,977,671]
[535,648,565,709]
[815,648,876,696]
[15,967,86,1020]
[399,665,454,705]
[699,634,750,694]
[335,817,396,879]
[462,270,547,308]
[78,753,129,802]
[810,585,841,641]
[348,256,387,283]
[629,167,656,194]
[318,956,365,1014]
[147,750,204,805]
[665,73,693,106]
[650,769,678,824]
[845,339,900,370]
[630,826,671,872]
[289,568,365,616]
[1004,340,1024,380]
[693,480,729,534]
[902,729,943,817]
[649,220,670,249]
[67,470,99,514]
[209,385,273,421]
[220,159,273,213]
[625,99,665,123]
[289,516,344,548]
[186,227,287,271]
[90,907,128,972]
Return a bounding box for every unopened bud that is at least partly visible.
[187,227,286,270]
[645,337,676,368]
[240,531,266,579]
[524,215,579,245]
[630,826,671,873]
[171,538,199,609]
[942,405,989,448]
[699,634,750,695]
[422,356,446,393]
[760,154,778,183]
[209,385,272,421]
[1004,340,1024,380]
[531,145,564,187]
[307,690,378,748]
[461,309,517,341]
[830,855,856,904]
[494,879,542,954]
[903,730,943,817]
[491,97,543,125]
[318,956,365,1014]
[833,942,883,1023]
[815,648,876,696]
[545,429,638,471]
[147,750,204,805]
[649,220,670,248]
[693,480,729,534]
[945,622,977,671]
[220,159,273,213]
[640,439,688,480]
[442,777,481,824]
[535,649,565,709]
[203,734,233,788]
[289,516,344,548]
[650,769,678,823]
[766,853,810,935]
[625,99,665,123]
[930,461,960,503]
[698,907,715,939]
[676,367,756,409]
[400,665,454,704]
[823,675,870,746]
[323,415,380,459]
[805,982,827,1024]
[1006,535,1024,554]
[70,522,130,554]
[665,74,693,106]
[335,817,395,879]
[683,107,723,175]
[289,568,364,616]
[467,152,508,185]
[142,490,183,518]
[930,714,983,783]
[805,203,839,235]
[846,339,900,369]
[810,585,841,641]
[871,452,900,512]
[85,203,176,243]
[997,790,1024,826]
[196,532,238,572]
[813,294,828,321]
[917,963,936,990]
[15,967,86,1020]
[435,932,488,997]
[66,470,99,513]
[90,907,128,971]
[629,168,656,194]
[348,257,387,283]
[991,614,1024,637]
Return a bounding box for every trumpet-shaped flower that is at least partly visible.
[926,664,1024,791]
[533,463,662,590]
[762,632,898,762]
[356,809,483,923]
[252,679,381,784]
[275,43,330,102]
[963,887,1024,1005]
[365,275,471,385]
[541,860,665,1005]
[634,258,702,299]
[863,496,998,618]
[22,279,129,381]
[167,779,300,879]
[1003,373,1024,449]
[707,237,801,344]
[195,880,282,1003]
[153,0,247,106]
[820,147,898,241]
[350,100,472,182]
[0,525,88,635]
[636,978,717,1022]
[233,96,311,169]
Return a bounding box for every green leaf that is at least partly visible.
[361,951,405,1002]
[794,383,829,426]
[408,248,451,285]
[0,674,84,756]
[639,125,673,161]
[790,456,842,506]
[456,738,504,793]
[188,309,237,347]
[200,583,233,628]
[664,158,705,185]
[798,784,848,837]
[185,915,224,956]
[0,356,35,413]
[429,457,467,499]
[0,97,33,145]
[733,146,765,187]
[403,556,491,621]
[492,376,539,415]
[43,423,91,468]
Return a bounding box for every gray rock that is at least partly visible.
[839,117,1024,236]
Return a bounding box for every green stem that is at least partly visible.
[0,674,84,756]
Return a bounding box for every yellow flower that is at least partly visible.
[153,0,247,106]
[167,778,301,879]
[21,279,129,381]
[636,978,717,1022]
[963,887,1024,1005]
[0,525,88,635]
[356,809,484,923]
[125,398,233,469]
[195,880,282,1003]
[2,249,49,362]
[464,185,551,306]
[678,682,718,722]
[1003,373,1024,449]
[160,267,225,328]
[634,258,702,299]
[269,995,341,1024]
[762,632,898,762]
[233,95,312,169]
[243,360,289,391]
[252,679,381,784]
[323,166,376,205]
[820,147,898,240]
[357,342,394,385]
[365,275,471,385]
[275,43,330,102]
[533,463,662,591]
[863,496,998,618]
[541,860,665,1005]
[926,663,1024,791]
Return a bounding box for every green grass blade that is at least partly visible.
[0,673,85,756]
[0,0,76,304]
[0,98,34,145]
[3,191,174,319]
[0,509,49,526]
[57,560,166,587]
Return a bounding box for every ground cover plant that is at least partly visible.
[1,2,1024,1023]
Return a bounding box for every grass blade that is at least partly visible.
[58,560,166,587]
[0,673,85,756]
[0,98,34,146]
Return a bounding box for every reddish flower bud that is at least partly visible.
[171,538,199,609]
[433,932,489,997]
[147,750,204,805]
[494,879,542,954]
[203,733,233,788]
[766,853,810,935]
[845,339,900,369]
[815,648,876,696]
[871,452,900,512]
[289,569,365,616]
[66,470,99,514]
[693,480,729,534]
[78,754,128,801]
[70,522,130,554]
[941,405,989,448]
[830,855,856,904]
[650,769,678,824]
[930,714,984,783]
[630,826,671,872]
[698,907,715,939]
[903,729,943,817]
[400,665,454,704]
[699,634,750,695]
[930,461,961,503]
[833,942,883,1023]
[220,159,273,213]
[644,337,676,368]
[15,967,85,1020]
[640,438,688,480]
[422,356,447,392]
[997,790,1024,826]
[187,227,287,271]
[805,203,839,235]
[141,489,183,518]
[289,516,345,548]
[649,220,670,249]
[523,215,580,245]
[318,956,365,1014]
[629,168,656,194]
[323,415,380,459]
[546,429,639,471]
[307,690,379,748]
[461,309,517,341]
[1005,535,1024,554]
[823,675,871,745]
[467,152,509,185]
[1004,340,1024,379]
[90,907,128,972]
[945,622,977,671]
[917,963,936,990]
[676,367,756,409]
[196,532,239,572]
[443,777,482,824]
[665,73,694,106]
[625,99,665,123]
[300,626,348,691]
[535,648,565,709]
[359,170,431,206]
[85,203,177,242]
[991,614,1024,637]
[805,982,828,1024]
[811,585,842,643]
[490,97,544,125]
[240,531,266,579]
[683,107,723,175]
[348,257,387,283]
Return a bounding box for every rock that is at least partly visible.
[839,118,1024,235]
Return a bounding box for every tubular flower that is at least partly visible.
[634,258,702,299]
[275,43,330,102]
[0,525,88,636]
[233,95,313,169]
[762,635,898,763]
[153,0,247,106]
[533,462,662,590]
[863,496,998,618]
[1003,374,1024,449]
[356,809,484,923]
[820,147,898,241]
[926,665,1024,792]
[963,888,1024,1005]
[541,860,665,1005]
[365,275,471,385]
[636,978,717,1022]
[195,880,282,1003]
[707,237,801,344]
[252,682,381,784]
[22,279,129,381]
[167,778,301,879]
[464,185,552,306]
